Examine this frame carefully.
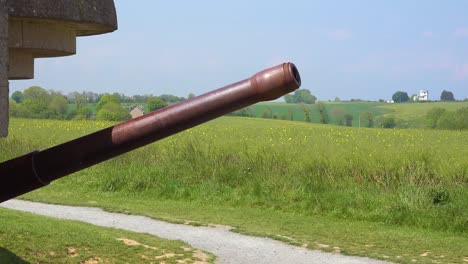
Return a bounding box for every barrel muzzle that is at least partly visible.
[251,63,301,101]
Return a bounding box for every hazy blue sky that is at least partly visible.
[10,0,468,101]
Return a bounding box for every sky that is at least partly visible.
[10,0,468,101]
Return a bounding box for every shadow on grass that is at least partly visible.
[0,247,29,263]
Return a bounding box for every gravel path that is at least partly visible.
[1,200,391,264]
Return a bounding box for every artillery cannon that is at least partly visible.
[0,63,301,203]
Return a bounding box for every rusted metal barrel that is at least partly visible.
[0,63,301,202]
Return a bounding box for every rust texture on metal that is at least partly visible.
[0,63,301,202]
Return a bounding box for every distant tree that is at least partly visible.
[8,100,22,117]
[331,108,345,125]
[67,91,79,103]
[118,93,134,103]
[48,94,68,118]
[316,102,329,124]
[238,107,254,117]
[74,93,88,110]
[392,91,409,103]
[147,97,168,112]
[22,86,52,118]
[188,93,196,99]
[283,89,317,104]
[11,91,24,103]
[96,102,130,121]
[381,117,396,128]
[426,107,446,128]
[23,86,50,100]
[83,91,100,103]
[344,114,353,126]
[96,94,120,112]
[300,103,311,122]
[295,89,317,104]
[159,94,185,103]
[111,92,123,103]
[73,107,93,120]
[132,94,149,103]
[361,112,374,128]
[334,97,341,102]
[440,90,455,101]
[284,94,294,103]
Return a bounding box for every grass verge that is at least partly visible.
[0,207,214,263]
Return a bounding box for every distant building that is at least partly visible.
[417,90,429,101]
[386,100,394,104]
[129,106,144,119]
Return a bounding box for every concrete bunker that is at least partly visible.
[0,0,118,137]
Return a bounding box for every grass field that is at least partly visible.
[252,102,389,126]
[377,101,468,128]
[0,208,213,263]
[251,101,468,128]
[377,102,468,119]
[1,117,467,263]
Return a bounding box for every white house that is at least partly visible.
[417,90,428,101]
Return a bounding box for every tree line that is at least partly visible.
[10,86,192,121]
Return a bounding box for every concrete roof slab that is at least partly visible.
[6,0,117,36]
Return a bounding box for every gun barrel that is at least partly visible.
[0,63,301,202]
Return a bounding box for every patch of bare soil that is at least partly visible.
[193,250,210,262]
[116,238,159,250]
[80,256,102,264]
[67,247,78,257]
[155,252,183,259]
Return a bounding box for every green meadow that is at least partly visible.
[251,101,468,128]
[378,101,468,120]
[252,102,389,126]
[1,117,467,263]
[377,101,468,128]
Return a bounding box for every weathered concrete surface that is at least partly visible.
[0,2,8,137]
[5,0,117,36]
[6,0,117,80]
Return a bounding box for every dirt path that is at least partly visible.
[1,200,391,264]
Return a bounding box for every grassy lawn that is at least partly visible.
[0,207,214,263]
[1,117,467,263]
